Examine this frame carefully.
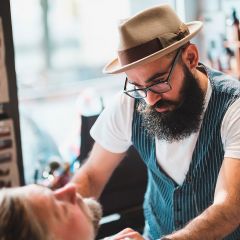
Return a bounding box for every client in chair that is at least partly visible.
[0,184,102,240]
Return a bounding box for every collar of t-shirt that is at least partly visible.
[155,78,212,185]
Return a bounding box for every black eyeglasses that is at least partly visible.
[124,48,182,99]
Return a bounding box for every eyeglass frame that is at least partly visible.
[123,47,183,99]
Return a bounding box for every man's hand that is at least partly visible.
[104,228,145,240]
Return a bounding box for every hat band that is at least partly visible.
[118,27,189,65]
[118,38,163,65]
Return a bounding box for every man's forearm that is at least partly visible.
[70,143,125,199]
[71,165,104,199]
[163,202,240,240]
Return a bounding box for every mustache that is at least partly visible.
[138,99,179,113]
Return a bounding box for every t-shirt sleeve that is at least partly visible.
[90,92,134,153]
[221,98,240,159]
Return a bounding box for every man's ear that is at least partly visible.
[181,44,199,69]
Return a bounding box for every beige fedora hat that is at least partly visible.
[103,4,203,74]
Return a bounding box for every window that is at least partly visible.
[10,0,176,184]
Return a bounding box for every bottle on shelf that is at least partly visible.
[226,8,240,41]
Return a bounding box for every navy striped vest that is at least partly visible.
[132,66,240,240]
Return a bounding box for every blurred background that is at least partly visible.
[0,0,238,237]
[9,0,240,185]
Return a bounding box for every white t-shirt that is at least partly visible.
[90,79,240,185]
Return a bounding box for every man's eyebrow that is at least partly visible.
[145,72,168,83]
[127,80,141,87]
[127,71,168,86]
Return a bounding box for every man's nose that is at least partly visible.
[53,183,77,204]
[145,91,162,106]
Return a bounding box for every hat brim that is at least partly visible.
[103,21,203,74]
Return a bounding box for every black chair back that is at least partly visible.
[77,114,147,239]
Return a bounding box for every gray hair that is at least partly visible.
[0,188,54,240]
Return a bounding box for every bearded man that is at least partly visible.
[71,4,240,240]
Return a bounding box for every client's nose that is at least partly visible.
[53,183,77,204]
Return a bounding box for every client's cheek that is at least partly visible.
[83,198,102,235]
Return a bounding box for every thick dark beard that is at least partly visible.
[137,65,205,142]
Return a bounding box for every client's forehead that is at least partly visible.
[23,184,52,195]
[24,185,60,225]
[6,184,50,199]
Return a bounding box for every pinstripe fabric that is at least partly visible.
[132,66,240,240]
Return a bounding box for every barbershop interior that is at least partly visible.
[0,0,240,239]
